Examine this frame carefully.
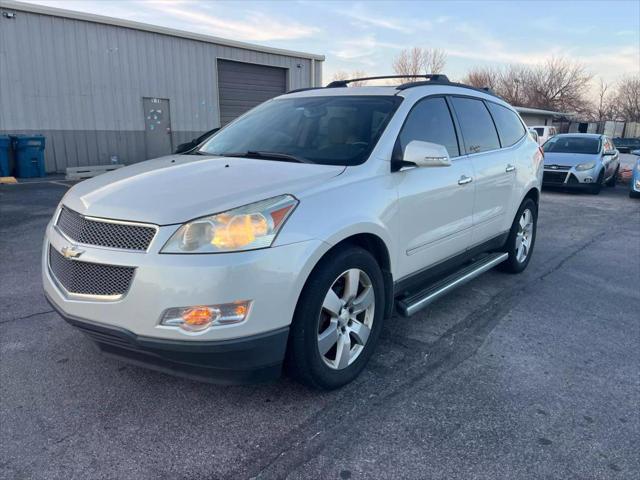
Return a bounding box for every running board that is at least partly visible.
[396,252,508,317]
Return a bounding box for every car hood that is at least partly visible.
[62,155,346,225]
[544,152,600,167]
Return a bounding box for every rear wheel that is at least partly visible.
[286,247,385,390]
[498,198,537,274]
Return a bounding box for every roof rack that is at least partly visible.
[326,74,450,88]
[285,74,502,100]
[396,79,501,99]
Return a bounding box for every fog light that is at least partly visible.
[635,179,640,189]
[160,301,251,333]
[584,177,592,183]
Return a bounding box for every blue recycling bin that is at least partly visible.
[14,135,46,178]
[0,135,11,176]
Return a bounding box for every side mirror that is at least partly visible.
[403,140,451,167]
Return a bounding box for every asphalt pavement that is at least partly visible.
[1,180,638,479]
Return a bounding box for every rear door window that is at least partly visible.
[397,97,460,157]
[450,97,500,154]
[486,102,526,147]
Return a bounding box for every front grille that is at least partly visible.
[544,164,571,171]
[49,247,135,297]
[56,207,156,251]
[543,171,568,184]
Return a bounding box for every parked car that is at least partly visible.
[542,134,619,194]
[532,125,557,145]
[174,128,220,154]
[528,128,539,143]
[43,74,542,390]
[612,137,640,154]
[630,149,640,198]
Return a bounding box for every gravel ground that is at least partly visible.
[1,180,639,480]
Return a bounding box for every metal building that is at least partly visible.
[0,0,324,173]
[515,106,571,127]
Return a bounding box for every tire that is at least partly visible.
[590,171,604,195]
[285,246,385,390]
[630,190,640,199]
[498,198,538,274]
[605,167,618,187]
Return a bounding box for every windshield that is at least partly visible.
[543,136,601,155]
[199,96,402,166]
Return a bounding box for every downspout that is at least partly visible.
[311,59,315,88]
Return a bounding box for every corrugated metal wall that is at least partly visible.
[0,10,323,172]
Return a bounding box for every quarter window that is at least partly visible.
[397,97,459,157]
[450,97,500,154]
[486,102,526,147]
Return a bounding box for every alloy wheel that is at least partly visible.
[515,209,534,263]
[317,268,375,370]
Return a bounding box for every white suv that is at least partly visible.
[43,75,543,389]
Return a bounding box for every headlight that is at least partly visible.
[161,195,298,253]
[575,161,596,171]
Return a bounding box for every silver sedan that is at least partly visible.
[542,134,620,194]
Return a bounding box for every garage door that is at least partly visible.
[217,60,287,126]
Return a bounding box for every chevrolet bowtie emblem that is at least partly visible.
[61,245,84,259]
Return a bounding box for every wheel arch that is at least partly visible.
[301,231,395,320]
[523,186,540,207]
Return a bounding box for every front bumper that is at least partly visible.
[47,294,289,384]
[44,218,327,341]
[542,168,597,188]
[43,212,330,382]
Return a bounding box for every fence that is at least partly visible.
[559,121,640,138]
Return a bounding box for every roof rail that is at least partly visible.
[396,79,502,99]
[326,74,450,88]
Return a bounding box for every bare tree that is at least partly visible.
[425,48,447,74]
[462,64,527,105]
[462,66,499,90]
[497,65,529,106]
[392,47,447,82]
[593,78,614,121]
[612,75,640,122]
[526,57,593,114]
[463,57,593,114]
[331,70,369,86]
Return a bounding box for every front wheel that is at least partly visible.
[498,198,538,274]
[605,167,618,187]
[590,171,604,195]
[286,247,385,390]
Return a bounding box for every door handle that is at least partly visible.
[506,164,516,172]
[458,175,473,185]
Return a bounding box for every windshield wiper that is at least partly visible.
[223,151,309,163]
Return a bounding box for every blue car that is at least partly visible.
[630,149,640,198]
[542,134,620,195]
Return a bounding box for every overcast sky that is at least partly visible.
[23,0,640,90]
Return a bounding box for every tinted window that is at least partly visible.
[199,96,401,166]
[450,97,500,154]
[486,102,526,147]
[398,97,459,157]
[543,136,601,154]
[534,127,544,136]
